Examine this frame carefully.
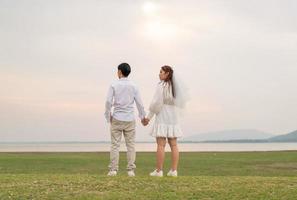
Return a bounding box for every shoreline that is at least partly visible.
[1,142,297,152]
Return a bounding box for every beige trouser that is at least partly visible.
[108,118,136,171]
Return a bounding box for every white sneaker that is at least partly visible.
[107,170,117,176]
[150,169,163,177]
[128,170,135,177]
[167,170,178,177]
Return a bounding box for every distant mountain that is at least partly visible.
[183,129,274,142]
[268,130,297,142]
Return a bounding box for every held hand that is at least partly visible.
[141,119,148,126]
[141,118,150,126]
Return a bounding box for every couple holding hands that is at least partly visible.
[104,63,188,177]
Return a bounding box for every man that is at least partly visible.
[104,63,148,177]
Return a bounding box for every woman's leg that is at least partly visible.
[156,137,166,171]
[168,137,179,171]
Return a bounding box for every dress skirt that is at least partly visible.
[149,104,183,138]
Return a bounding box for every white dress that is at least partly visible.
[147,81,183,138]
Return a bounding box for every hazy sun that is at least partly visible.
[142,2,179,41]
[142,2,158,15]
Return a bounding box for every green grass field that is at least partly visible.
[0,151,297,199]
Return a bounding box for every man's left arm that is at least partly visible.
[104,85,114,123]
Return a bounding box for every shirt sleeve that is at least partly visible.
[134,86,146,120]
[147,83,164,120]
[104,85,114,123]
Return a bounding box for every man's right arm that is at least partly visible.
[104,85,114,123]
[134,86,146,121]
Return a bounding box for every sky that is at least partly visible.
[0,0,297,142]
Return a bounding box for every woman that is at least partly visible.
[146,65,188,177]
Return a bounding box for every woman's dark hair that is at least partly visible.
[118,63,131,77]
[161,65,175,98]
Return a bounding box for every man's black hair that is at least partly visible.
[118,63,131,77]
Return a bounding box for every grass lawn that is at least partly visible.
[0,151,297,199]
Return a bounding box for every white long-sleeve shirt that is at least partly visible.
[104,77,146,123]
